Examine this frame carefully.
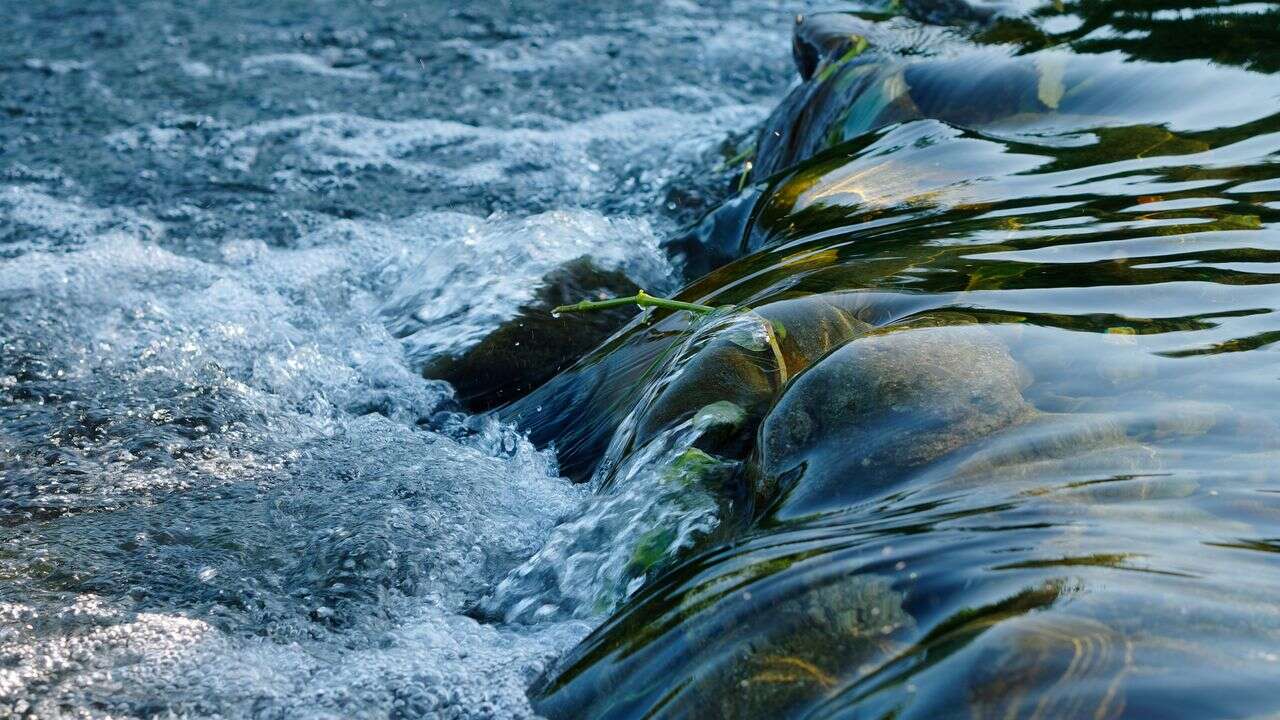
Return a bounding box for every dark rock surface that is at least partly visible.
[423,257,640,411]
[756,321,1033,520]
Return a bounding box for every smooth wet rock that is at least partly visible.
[940,412,1152,488]
[503,293,873,482]
[529,567,911,720]
[631,295,876,454]
[756,322,1034,521]
[482,297,879,628]
[498,314,684,483]
[628,312,782,459]
[423,257,639,412]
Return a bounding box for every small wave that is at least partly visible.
[242,52,377,80]
[380,209,673,364]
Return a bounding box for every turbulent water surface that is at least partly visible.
[4,0,1280,718]
[0,1,812,716]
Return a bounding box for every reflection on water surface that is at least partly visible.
[516,1,1280,717]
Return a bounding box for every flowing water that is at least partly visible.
[0,1,812,716]
[4,0,1280,718]
[504,2,1280,718]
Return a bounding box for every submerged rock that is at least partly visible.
[627,295,874,464]
[529,552,912,720]
[755,320,1034,521]
[625,312,781,462]
[423,257,640,412]
[751,12,1274,179]
[660,573,912,718]
[503,292,874,482]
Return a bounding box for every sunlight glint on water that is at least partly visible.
[0,0,816,716]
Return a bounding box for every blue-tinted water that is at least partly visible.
[5,0,1280,718]
[0,1,813,716]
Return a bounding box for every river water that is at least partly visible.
[4,0,1280,718]
[0,1,813,716]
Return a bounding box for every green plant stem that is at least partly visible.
[552,290,717,317]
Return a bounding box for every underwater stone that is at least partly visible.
[664,574,911,717]
[502,293,873,482]
[757,323,1034,521]
[529,565,911,719]
[758,293,873,375]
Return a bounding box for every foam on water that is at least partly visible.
[0,0,821,715]
[0,50,797,720]
[200,104,770,220]
[0,183,739,714]
[0,195,601,716]
[0,597,589,719]
[0,186,164,258]
[242,53,380,80]
[381,210,673,363]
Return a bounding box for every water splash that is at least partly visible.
[0,0,825,715]
[380,210,674,365]
[479,420,731,625]
[479,310,778,623]
[0,199,592,717]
